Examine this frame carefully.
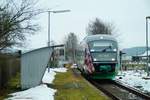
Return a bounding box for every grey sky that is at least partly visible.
[27,0,150,50]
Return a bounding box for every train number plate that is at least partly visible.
[99,65,111,71]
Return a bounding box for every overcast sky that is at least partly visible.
[26,0,150,50]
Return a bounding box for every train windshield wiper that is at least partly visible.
[101,46,112,52]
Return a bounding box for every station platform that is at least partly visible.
[53,67,110,100]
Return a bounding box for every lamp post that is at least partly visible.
[146,16,150,76]
[47,10,70,46]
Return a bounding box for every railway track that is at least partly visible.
[89,79,150,100]
[72,68,150,100]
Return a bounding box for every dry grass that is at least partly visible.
[0,73,21,100]
[53,68,110,100]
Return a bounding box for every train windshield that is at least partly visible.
[88,40,117,52]
[88,40,118,62]
[91,52,117,62]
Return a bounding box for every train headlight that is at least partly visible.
[111,58,115,61]
[100,36,103,39]
[93,58,97,61]
[113,49,117,51]
[90,49,95,52]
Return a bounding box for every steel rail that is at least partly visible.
[89,79,150,100]
[73,69,120,100]
[76,68,150,100]
[90,80,121,100]
[114,80,150,100]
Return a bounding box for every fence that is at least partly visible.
[0,53,20,89]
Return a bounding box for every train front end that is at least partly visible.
[88,38,119,79]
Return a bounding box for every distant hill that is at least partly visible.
[122,46,150,56]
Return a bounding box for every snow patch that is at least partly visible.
[42,68,67,84]
[6,84,56,100]
[116,70,150,92]
[50,68,67,73]
[42,69,56,84]
[6,67,67,100]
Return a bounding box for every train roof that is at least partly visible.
[83,34,117,43]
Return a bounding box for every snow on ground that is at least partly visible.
[71,64,78,69]
[42,69,56,84]
[42,68,67,84]
[50,68,67,73]
[6,67,67,100]
[116,70,150,93]
[6,84,56,100]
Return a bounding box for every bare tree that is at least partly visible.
[64,32,78,63]
[0,0,41,51]
[87,18,115,35]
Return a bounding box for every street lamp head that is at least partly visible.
[146,16,150,19]
[47,9,70,47]
[52,10,71,13]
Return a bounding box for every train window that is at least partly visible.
[93,42,112,47]
[91,52,117,62]
[88,40,117,52]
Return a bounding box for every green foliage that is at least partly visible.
[49,60,58,67]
